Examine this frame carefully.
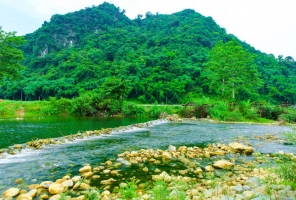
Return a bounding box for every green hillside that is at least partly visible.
[1,2,296,105]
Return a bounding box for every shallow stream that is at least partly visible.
[0,117,295,193]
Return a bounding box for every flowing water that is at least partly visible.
[0,117,295,193]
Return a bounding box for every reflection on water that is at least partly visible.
[0,119,295,193]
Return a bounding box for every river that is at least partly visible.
[0,117,295,193]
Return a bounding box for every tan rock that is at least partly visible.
[101,190,110,196]
[79,165,91,173]
[61,175,70,182]
[204,152,211,158]
[181,177,192,182]
[27,189,37,198]
[16,194,32,200]
[15,178,23,184]
[101,169,110,174]
[39,194,50,199]
[213,160,233,169]
[48,183,64,195]
[14,144,23,149]
[205,165,214,172]
[229,142,254,154]
[191,189,199,196]
[105,160,112,165]
[40,181,53,189]
[154,168,161,173]
[71,195,85,200]
[62,180,73,188]
[100,178,116,185]
[81,171,93,178]
[209,151,225,156]
[162,152,172,159]
[92,175,100,179]
[2,188,20,198]
[110,170,119,175]
[243,190,254,200]
[19,189,27,195]
[48,194,61,200]
[142,194,150,199]
[152,171,172,182]
[71,176,81,182]
[79,183,90,190]
[143,167,149,172]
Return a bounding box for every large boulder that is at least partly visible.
[213,160,233,169]
[79,165,91,173]
[62,180,74,188]
[40,181,53,188]
[16,194,32,200]
[152,171,172,182]
[48,183,64,195]
[245,176,262,189]
[229,142,254,154]
[27,189,37,198]
[168,145,176,152]
[2,188,20,198]
[166,114,179,122]
[162,152,172,159]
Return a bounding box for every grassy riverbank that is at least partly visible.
[1,98,296,124]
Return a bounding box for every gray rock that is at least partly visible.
[251,195,269,200]
[275,196,294,200]
[243,185,251,191]
[120,159,131,166]
[168,145,176,152]
[204,189,213,198]
[220,196,235,200]
[233,184,244,193]
[245,176,262,189]
[284,185,292,191]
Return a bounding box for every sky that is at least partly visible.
[0,0,295,58]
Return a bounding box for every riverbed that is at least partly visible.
[0,117,295,193]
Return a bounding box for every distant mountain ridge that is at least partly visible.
[0,2,295,104]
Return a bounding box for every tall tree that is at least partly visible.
[0,27,25,82]
[203,39,262,100]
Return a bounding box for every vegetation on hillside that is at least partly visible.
[0,2,296,116]
[0,27,25,82]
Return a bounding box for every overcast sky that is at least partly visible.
[0,0,295,58]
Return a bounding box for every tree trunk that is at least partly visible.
[232,73,235,99]
[222,78,225,101]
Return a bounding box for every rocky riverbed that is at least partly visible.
[1,115,295,200]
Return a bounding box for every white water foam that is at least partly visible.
[0,118,170,163]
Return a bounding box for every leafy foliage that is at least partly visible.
[0,27,25,82]
[0,2,296,106]
[202,39,262,100]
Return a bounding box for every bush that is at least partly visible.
[279,113,296,123]
[70,96,96,116]
[275,155,296,187]
[48,97,71,115]
[118,178,139,199]
[209,101,243,121]
[122,101,145,116]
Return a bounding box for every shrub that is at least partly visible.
[209,101,243,121]
[279,113,296,123]
[70,96,96,116]
[122,101,145,116]
[118,178,139,200]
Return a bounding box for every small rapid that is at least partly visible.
[0,118,295,194]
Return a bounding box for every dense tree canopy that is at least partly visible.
[202,39,262,100]
[0,2,295,104]
[0,27,25,82]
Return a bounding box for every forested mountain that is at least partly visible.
[1,2,296,104]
